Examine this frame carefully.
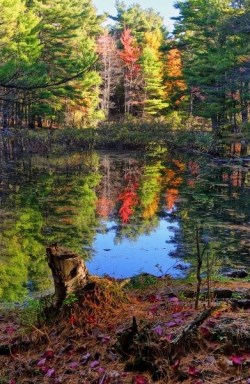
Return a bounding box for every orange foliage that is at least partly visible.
[166,188,179,211]
[173,159,186,171]
[142,198,159,219]
[164,169,182,186]
[165,48,186,105]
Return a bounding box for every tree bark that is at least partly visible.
[46,245,88,307]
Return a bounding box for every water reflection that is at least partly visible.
[0,147,250,302]
[88,220,179,278]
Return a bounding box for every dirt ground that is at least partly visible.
[1,277,250,384]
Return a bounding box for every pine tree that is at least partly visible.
[140,31,168,116]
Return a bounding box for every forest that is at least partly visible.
[0,0,249,134]
[1,1,250,384]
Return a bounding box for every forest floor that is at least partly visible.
[1,276,250,384]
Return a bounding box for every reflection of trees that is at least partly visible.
[0,153,102,301]
[139,162,163,219]
[41,173,101,256]
[172,156,250,269]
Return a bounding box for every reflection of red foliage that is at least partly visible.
[222,170,243,187]
[222,173,228,182]
[166,188,178,211]
[187,179,195,187]
[188,161,199,176]
[118,183,139,223]
[97,197,114,218]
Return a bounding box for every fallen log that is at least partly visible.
[46,244,88,307]
[170,306,215,347]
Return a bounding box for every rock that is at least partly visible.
[222,269,248,278]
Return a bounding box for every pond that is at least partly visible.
[0,146,250,302]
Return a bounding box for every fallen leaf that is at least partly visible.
[148,305,159,316]
[90,360,100,369]
[147,294,161,303]
[165,321,177,328]
[171,360,180,371]
[200,326,211,338]
[69,314,76,326]
[68,361,78,369]
[43,349,54,358]
[37,358,47,367]
[164,333,174,342]
[229,355,245,365]
[133,375,148,384]
[169,296,179,303]
[46,368,55,378]
[188,365,200,376]
[80,353,91,364]
[153,325,164,336]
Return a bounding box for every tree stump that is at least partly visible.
[46,245,88,307]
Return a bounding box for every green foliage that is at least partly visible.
[63,293,78,306]
[126,274,159,290]
[19,298,46,329]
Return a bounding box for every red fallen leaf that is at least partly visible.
[37,358,47,367]
[69,314,76,326]
[229,355,245,365]
[133,375,148,384]
[46,368,55,378]
[43,349,54,358]
[148,294,161,303]
[90,360,100,369]
[188,365,200,376]
[6,326,15,335]
[86,315,97,324]
[171,360,180,370]
[153,325,164,336]
[200,326,211,338]
[9,380,16,384]
[194,380,203,384]
[148,305,159,316]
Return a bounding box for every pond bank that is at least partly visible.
[0,125,218,155]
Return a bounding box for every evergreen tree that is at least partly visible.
[140,31,168,116]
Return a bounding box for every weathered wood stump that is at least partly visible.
[46,245,88,307]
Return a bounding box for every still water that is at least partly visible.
[0,147,250,301]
